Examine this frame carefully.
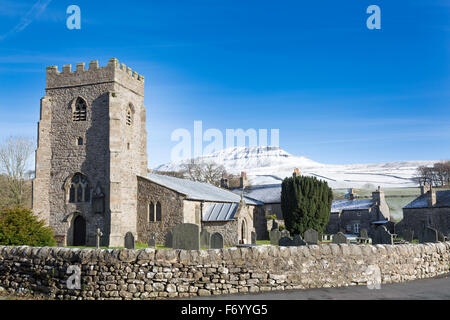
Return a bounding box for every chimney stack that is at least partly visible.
[349,188,355,201]
[220,173,229,189]
[420,184,431,195]
[427,186,436,207]
[239,172,248,188]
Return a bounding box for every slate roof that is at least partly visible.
[404,190,450,209]
[202,202,239,221]
[331,199,374,213]
[231,184,282,204]
[232,184,376,213]
[145,173,262,205]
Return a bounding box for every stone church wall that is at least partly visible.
[0,242,448,299]
[136,177,184,244]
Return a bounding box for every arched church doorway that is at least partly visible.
[73,215,86,246]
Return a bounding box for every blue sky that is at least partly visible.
[0,0,449,168]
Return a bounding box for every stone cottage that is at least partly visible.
[229,171,391,237]
[397,186,450,238]
[326,187,391,235]
[32,58,264,247]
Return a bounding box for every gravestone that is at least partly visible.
[280,229,290,238]
[293,235,306,246]
[304,229,319,245]
[360,229,368,239]
[164,230,173,248]
[148,232,156,248]
[124,232,135,249]
[210,232,224,249]
[172,223,200,250]
[269,229,281,245]
[421,226,438,243]
[251,231,257,245]
[437,231,445,242]
[403,229,414,242]
[372,226,393,245]
[270,220,279,231]
[332,232,348,244]
[278,235,306,247]
[200,229,211,248]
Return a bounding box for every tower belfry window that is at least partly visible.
[73,98,87,121]
[126,108,132,126]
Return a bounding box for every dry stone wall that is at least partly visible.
[0,242,449,300]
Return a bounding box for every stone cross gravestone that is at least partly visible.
[210,232,224,249]
[95,228,103,249]
[269,229,281,245]
[251,231,257,245]
[172,223,200,250]
[148,232,156,248]
[124,232,135,249]
[164,230,173,248]
[304,229,319,245]
[332,232,348,244]
[200,229,211,249]
[372,226,393,245]
[360,229,368,239]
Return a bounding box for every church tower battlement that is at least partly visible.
[33,58,148,247]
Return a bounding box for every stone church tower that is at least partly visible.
[33,58,148,247]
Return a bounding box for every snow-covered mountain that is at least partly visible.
[154,146,436,189]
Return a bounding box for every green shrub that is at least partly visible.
[0,207,56,247]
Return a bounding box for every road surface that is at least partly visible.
[188,273,450,300]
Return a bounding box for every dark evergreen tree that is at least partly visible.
[281,175,333,236]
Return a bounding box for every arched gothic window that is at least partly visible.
[69,173,90,203]
[156,202,162,221]
[73,97,87,121]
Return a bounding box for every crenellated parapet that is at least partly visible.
[46,58,145,96]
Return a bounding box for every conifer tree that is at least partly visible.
[281,175,333,236]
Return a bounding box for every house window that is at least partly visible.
[149,202,155,222]
[69,173,90,203]
[76,137,83,146]
[73,97,87,121]
[156,202,162,221]
[354,223,360,234]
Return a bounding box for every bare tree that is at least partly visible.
[0,137,34,207]
[180,159,226,186]
[203,162,226,186]
[414,161,450,187]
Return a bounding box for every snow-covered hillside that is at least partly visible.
[154,146,436,188]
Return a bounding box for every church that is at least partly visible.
[32,59,264,247]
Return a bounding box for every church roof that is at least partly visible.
[144,173,262,205]
[404,190,450,209]
[202,202,239,221]
[331,199,373,213]
[231,184,282,204]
